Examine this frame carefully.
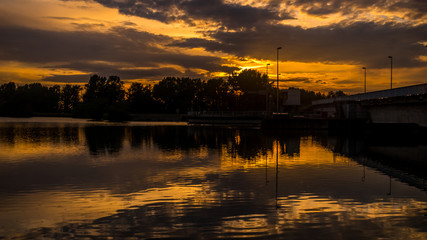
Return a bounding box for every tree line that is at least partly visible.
[0,69,343,120]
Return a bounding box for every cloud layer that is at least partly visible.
[0,25,236,82]
[174,21,426,68]
[93,0,292,30]
[0,0,425,91]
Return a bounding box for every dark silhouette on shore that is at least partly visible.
[0,70,344,120]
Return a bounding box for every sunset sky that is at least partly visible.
[0,0,426,93]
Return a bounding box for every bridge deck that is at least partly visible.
[313,83,427,105]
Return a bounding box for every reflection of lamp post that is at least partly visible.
[276,47,282,113]
[265,63,270,117]
[388,56,393,89]
[362,67,367,93]
[275,140,279,208]
[265,154,269,185]
[387,175,392,195]
[361,157,366,182]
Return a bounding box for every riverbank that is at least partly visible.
[3,114,427,136]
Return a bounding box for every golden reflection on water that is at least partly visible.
[273,194,427,239]
[0,122,426,239]
[0,185,207,237]
[0,126,86,162]
[220,137,353,170]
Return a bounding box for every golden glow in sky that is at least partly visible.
[0,0,426,93]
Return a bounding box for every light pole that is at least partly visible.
[362,67,367,93]
[276,47,282,113]
[388,56,393,89]
[265,63,270,117]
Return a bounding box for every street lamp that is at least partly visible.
[362,67,367,93]
[276,47,282,113]
[388,56,393,89]
[265,63,270,117]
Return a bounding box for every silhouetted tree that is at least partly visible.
[60,85,81,113]
[204,78,234,111]
[48,85,61,113]
[10,83,61,114]
[327,90,346,98]
[0,82,16,99]
[0,73,343,118]
[79,75,127,120]
[83,75,125,104]
[153,77,205,113]
[0,82,17,116]
[228,70,271,111]
[230,69,269,93]
[127,83,162,113]
[105,76,125,103]
[83,75,106,102]
[300,89,327,106]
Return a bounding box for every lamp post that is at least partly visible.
[388,56,393,89]
[265,63,270,117]
[276,47,282,113]
[362,67,367,93]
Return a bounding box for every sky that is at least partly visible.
[0,0,426,93]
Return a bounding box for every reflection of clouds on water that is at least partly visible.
[0,121,427,239]
[16,190,427,239]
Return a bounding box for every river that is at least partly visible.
[0,117,426,239]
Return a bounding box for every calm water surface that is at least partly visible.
[0,117,426,239]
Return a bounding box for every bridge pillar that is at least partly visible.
[366,103,427,127]
[335,101,369,120]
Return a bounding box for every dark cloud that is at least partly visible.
[289,0,427,19]
[169,38,229,53]
[0,25,232,81]
[315,80,327,85]
[41,67,186,83]
[0,25,164,64]
[41,74,91,83]
[174,21,426,68]
[50,0,425,71]
[390,0,427,19]
[44,16,78,20]
[93,0,292,30]
[122,21,137,26]
[334,79,362,85]
[71,23,106,30]
[89,0,426,26]
[284,77,313,83]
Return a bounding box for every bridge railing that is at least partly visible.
[313,83,427,105]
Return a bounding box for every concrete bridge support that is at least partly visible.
[366,103,427,127]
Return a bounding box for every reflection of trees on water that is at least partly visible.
[127,126,153,149]
[85,126,125,155]
[127,127,306,160]
[127,126,274,160]
[0,124,80,146]
[226,129,269,160]
[0,126,16,146]
[72,124,312,160]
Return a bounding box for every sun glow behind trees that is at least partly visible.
[0,70,343,119]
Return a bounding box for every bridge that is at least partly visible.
[312,83,427,127]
